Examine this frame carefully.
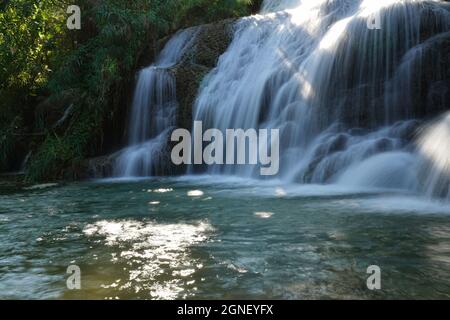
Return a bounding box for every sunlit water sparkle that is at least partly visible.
[1,178,450,299]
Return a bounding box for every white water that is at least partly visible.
[191,0,450,199]
[107,0,450,201]
[416,112,450,199]
[113,28,200,177]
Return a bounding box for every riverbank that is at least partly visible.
[0,173,29,192]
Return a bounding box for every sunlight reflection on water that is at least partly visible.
[83,219,214,299]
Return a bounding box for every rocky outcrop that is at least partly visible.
[170,19,236,130]
[86,155,114,179]
[162,20,236,175]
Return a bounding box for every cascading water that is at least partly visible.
[416,112,450,199]
[113,28,199,177]
[192,0,450,197]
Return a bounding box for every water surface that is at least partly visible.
[1,177,450,299]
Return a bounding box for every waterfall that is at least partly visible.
[113,28,199,177]
[192,0,450,195]
[416,112,450,199]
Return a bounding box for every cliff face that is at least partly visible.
[171,19,236,131]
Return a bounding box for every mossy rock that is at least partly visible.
[171,19,236,131]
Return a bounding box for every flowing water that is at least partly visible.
[417,112,450,199]
[193,0,450,199]
[110,0,450,200]
[113,27,200,177]
[1,178,450,300]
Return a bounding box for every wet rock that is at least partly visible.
[170,19,236,130]
[86,155,114,179]
[327,133,349,153]
[373,138,394,153]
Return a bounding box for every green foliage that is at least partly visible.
[178,0,256,25]
[0,0,259,180]
[0,0,69,171]
[26,134,74,181]
[0,0,68,92]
